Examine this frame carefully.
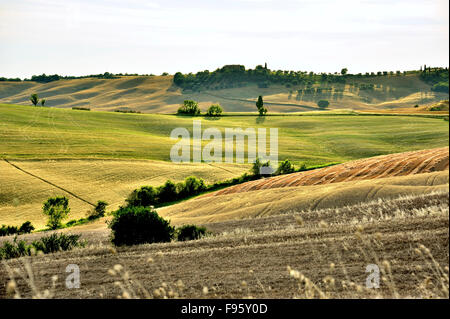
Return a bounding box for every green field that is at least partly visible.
[0,103,448,166]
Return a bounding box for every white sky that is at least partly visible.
[0,0,448,78]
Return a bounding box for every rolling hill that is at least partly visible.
[0,72,448,113]
[0,103,448,228]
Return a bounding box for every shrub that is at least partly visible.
[42,196,70,230]
[206,104,223,117]
[431,82,449,93]
[177,225,207,241]
[157,180,178,203]
[114,109,141,114]
[126,186,158,207]
[0,233,85,260]
[32,233,84,254]
[0,239,26,260]
[275,159,295,175]
[109,206,175,246]
[88,200,108,220]
[177,100,201,115]
[0,225,19,237]
[18,221,34,234]
[0,221,34,237]
[179,176,206,198]
[251,158,272,176]
[72,107,90,111]
[317,100,329,108]
[66,220,78,227]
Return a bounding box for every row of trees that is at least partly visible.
[177,100,223,116]
[1,72,167,83]
[420,67,449,93]
[172,65,448,92]
[176,98,270,116]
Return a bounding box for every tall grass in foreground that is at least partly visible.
[3,239,448,299]
[2,191,448,299]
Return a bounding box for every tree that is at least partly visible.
[317,100,329,108]
[126,186,158,207]
[109,206,175,246]
[181,176,206,196]
[173,72,185,85]
[256,95,267,116]
[275,159,295,175]
[157,180,178,203]
[88,200,108,220]
[177,100,201,115]
[30,94,39,106]
[42,196,70,230]
[251,158,271,176]
[41,99,46,106]
[18,221,34,234]
[206,104,223,117]
[341,68,348,75]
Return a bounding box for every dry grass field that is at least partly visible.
[160,171,449,225]
[0,74,448,113]
[0,103,448,299]
[0,159,247,228]
[1,191,448,299]
[209,147,449,196]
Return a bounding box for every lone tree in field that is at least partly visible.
[256,95,267,116]
[30,93,39,106]
[41,99,46,106]
[42,196,70,230]
[317,100,329,108]
[341,68,348,75]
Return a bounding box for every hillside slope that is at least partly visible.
[159,171,449,224]
[159,147,449,224]
[0,73,448,113]
[209,147,449,196]
[0,159,247,228]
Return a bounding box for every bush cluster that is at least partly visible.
[206,104,223,117]
[177,225,207,241]
[109,206,175,246]
[177,100,201,115]
[126,176,206,207]
[125,159,338,215]
[0,221,34,237]
[108,206,208,246]
[0,233,85,260]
